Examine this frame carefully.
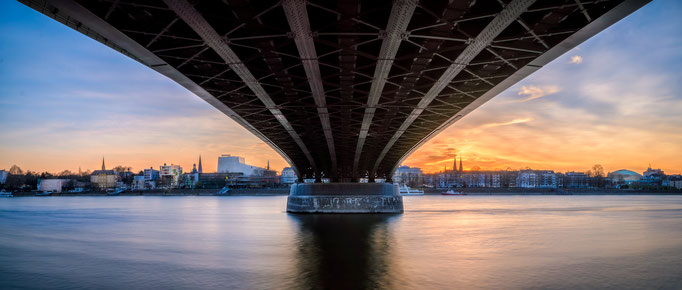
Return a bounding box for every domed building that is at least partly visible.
[608,169,642,184]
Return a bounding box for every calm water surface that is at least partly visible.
[1,195,681,289]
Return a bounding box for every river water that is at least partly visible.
[1,195,681,289]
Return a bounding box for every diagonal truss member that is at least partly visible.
[282,0,337,178]
[371,0,537,176]
[163,0,317,173]
[352,0,418,178]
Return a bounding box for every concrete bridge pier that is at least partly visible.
[286,183,403,214]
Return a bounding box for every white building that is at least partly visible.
[517,170,557,188]
[217,154,268,176]
[131,176,146,190]
[281,167,297,184]
[392,166,423,186]
[38,179,69,192]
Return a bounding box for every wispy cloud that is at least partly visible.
[480,117,534,129]
[512,85,560,102]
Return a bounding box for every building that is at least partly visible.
[643,165,665,181]
[663,175,682,189]
[607,169,642,186]
[159,163,183,188]
[143,167,160,181]
[183,162,201,188]
[196,172,233,188]
[38,179,69,192]
[392,166,423,187]
[0,170,8,184]
[217,154,271,176]
[459,171,517,188]
[517,170,557,188]
[281,167,297,184]
[131,175,146,190]
[563,172,589,188]
[90,158,118,190]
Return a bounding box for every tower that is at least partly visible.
[267,160,270,170]
[459,156,463,173]
[198,155,203,173]
[101,157,106,171]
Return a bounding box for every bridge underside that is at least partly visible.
[24,0,648,182]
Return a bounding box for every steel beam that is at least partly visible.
[575,0,593,22]
[282,0,337,178]
[162,0,317,171]
[371,0,537,176]
[352,0,418,178]
[390,0,651,176]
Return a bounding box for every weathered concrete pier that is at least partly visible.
[287,183,403,213]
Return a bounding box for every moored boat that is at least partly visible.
[217,186,231,195]
[399,184,424,196]
[441,189,466,195]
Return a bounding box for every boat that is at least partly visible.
[35,191,53,196]
[0,190,13,198]
[399,184,424,196]
[108,188,125,195]
[441,189,466,195]
[217,186,231,195]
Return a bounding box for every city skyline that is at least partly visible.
[0,154,673,177]
[1,1,681,175]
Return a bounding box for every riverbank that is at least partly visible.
[6,187,681,197]
[424,187,682,195]
[9,187,290,197]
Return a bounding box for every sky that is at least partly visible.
[1,1,681,175]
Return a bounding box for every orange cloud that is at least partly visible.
[570,55,584,64]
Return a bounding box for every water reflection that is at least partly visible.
[289,214,401,290]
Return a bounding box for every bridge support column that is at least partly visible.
[286,183,403,214]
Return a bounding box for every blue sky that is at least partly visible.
[1,0,681,174]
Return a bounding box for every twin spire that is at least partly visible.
[451,154,463,173]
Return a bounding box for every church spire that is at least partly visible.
[101,157,106,171]
[459,156,463,173]
[267,160,270,170]
[198,155,203,173]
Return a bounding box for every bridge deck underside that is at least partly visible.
[26,0,637,180]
